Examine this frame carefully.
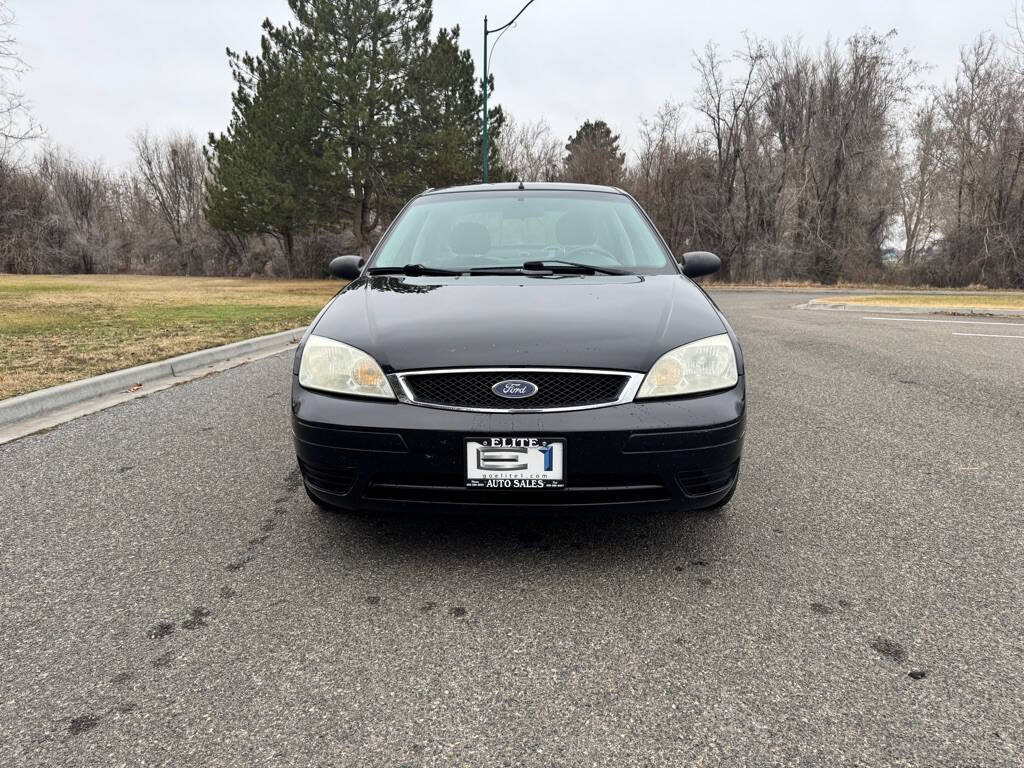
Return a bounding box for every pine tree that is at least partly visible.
[407,25,510,187]
[289,0,433,254]
[563,120,625,186]
[205,22,334,274]
[207,0,506,260]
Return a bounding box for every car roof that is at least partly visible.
[421,181,626,197]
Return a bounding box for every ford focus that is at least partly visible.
[291,183,745,513]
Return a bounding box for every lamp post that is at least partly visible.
[482,0,537,182]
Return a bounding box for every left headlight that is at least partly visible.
[636,333,738,399]
[298,335,395,400]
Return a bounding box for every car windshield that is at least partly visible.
[369,190,677,275]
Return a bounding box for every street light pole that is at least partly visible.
[481,0,537,183]
[483,15,489,183]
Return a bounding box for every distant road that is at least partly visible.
[2,290,1022,766]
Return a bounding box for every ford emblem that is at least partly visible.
[492,379,538,399]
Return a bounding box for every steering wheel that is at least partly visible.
[562,244,620,266]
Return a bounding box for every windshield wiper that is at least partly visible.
[467,265,538,275]
[521,260,632,276]
[367,264,464,276]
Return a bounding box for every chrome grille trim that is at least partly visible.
[389,367,645,413]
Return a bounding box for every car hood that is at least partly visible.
[309,273,728,373]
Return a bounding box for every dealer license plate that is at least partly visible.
[465,437,566,489]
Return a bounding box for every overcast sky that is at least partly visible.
[11,0,1020,168]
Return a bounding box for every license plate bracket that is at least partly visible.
[465,437,566,489]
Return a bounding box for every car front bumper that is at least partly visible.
[291,375,745,512]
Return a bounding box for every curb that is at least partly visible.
[797,301,1024,318]
[0,327,306,434]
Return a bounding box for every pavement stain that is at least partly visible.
[449,606,467,618]
[225,554,254,572]
[181,606,212,630]
[247,534,271,548]
[283,467,303,491]
[68,714,100,736]
[870,636,909,664]
[151,651,174,668]
[146,621,175,640]
[54,491,288,745]
[56,488,286,745]
[419,601,437,613]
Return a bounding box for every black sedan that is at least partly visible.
[291,182,744,512]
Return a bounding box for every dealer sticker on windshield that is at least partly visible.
[465,437,565,489]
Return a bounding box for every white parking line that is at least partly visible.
[951,332,1024,339]
[862,316,1024,327]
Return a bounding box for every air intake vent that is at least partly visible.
[299,460,357,496]
[676,461,739,497]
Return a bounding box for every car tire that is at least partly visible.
[304,483,344,513]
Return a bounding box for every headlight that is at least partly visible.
[298,335,395,399]
[636,333,738,399]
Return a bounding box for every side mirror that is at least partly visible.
[329,255,364,280]
[680,251,721,279]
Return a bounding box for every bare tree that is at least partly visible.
[1011,1,1024,63]
[627,102,716,258]
[496,115,563,181]
[897,101,942,267]
[133,131,208,274]
[0,1,42,162]
[933,36,1024,286]
[692,38,778,279]
[37,148,111,273]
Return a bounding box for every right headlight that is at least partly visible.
[298,335,395,399]
[636,333,738,399]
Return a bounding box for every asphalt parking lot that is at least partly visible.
[2,289,1022,767]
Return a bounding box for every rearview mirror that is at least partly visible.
[329,255,364,280]
[680,251,721,279]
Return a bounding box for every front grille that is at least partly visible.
[299,460,357,496]
[366,472,670,506]
[401,370,630,410]
[676,461,739,497]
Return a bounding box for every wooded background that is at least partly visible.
[3,0,1024,287]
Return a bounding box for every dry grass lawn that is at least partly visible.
[816,293,1024,310]
[0,274,341,400]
